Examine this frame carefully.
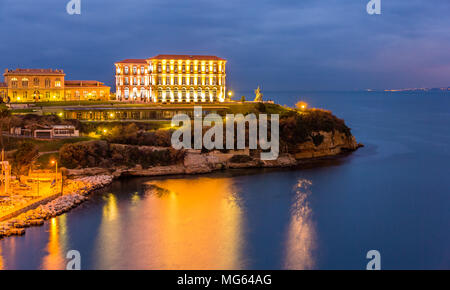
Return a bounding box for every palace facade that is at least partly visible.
[0,68,110,102]
[115,55,227,103]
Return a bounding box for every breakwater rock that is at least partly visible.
[0,175,113,239]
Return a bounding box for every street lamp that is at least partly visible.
[227,90,233,98]
[296,101,308,111]
[50,159,58,182]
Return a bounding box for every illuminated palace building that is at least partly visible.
[0,69,110,102]
[115,55,227,103]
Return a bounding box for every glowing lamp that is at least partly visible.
[296,101,308,111]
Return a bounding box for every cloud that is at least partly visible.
[0,0,449,90]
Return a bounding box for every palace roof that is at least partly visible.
[115,59,148,64]
[65,80,108,87]
[148,55,226,61]
[4,68,65,75]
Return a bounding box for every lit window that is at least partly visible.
[11,78,18,88]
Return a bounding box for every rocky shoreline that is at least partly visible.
[65,130,362,178]
[0,130,361,240]
[0,175,113,239]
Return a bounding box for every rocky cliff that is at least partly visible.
[65,130,361,179]
[294,130,359,159]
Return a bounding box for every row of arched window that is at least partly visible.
[10,77,61,88]
[9,90,105,101]
[120,66,148,75]
[155,62,223,74]
[156,87,220,102]
[116,87,222,102]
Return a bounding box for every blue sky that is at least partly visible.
[0,0,449,91]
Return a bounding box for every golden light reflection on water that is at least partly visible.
[102,193,119,221]
[42,215,68,270]
[95,193,121,269]
[95,177,244,270]
[1,175,319,269]
[0,243,3,270]
[283,179,317,270]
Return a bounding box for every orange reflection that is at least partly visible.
[41,216,68,270]
[283,179,317,269]
[0,244,3,270]
[94,193,122,269]
[95,177,244,269]
[146,178,243,269]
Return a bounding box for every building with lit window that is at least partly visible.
[1,68,110,102]
[115,55,227,103]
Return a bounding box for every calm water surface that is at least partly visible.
[1,91,449,269]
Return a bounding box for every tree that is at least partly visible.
[13,142,39,175]
[0,106,11,149]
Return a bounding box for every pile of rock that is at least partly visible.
[0,175,113,239]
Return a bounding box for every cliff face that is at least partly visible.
[294,131,359,159]
[65,130,360,179]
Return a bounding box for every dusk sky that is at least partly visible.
[0,0,449,91]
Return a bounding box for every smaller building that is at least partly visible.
[64,80,110,101]
[10,125,79,139]
[1,68,111,102]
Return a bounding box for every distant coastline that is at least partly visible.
[365,87,450,92]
